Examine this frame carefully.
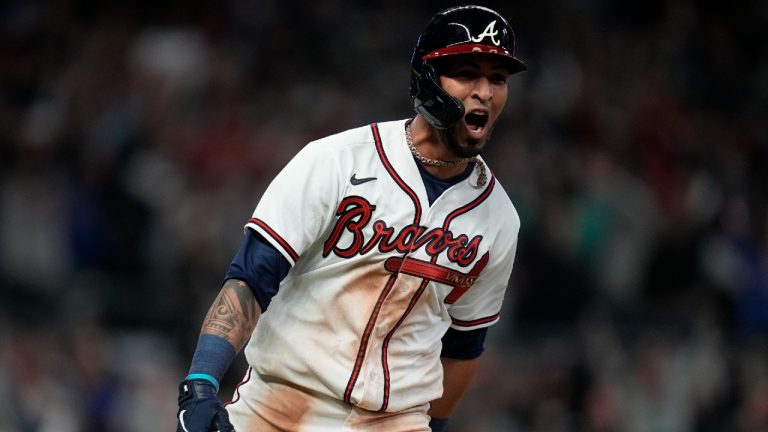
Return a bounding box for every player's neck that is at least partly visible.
[408,116,470,179]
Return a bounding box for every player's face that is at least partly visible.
[438,55,510,158]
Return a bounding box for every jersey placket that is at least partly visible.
[344,122,493,412]
[343,123,427,410]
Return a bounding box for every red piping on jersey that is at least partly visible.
[355,123,499,410]
[378,169,498,411]
[438,174,502,327]
[444,175,496,229]
[343,123,426,405]
[451,313,501,327]
[248,217,299,263]
[371,123,422,224]
[343,275,398,403]
[378,278,430,412]
[224,367,252,406]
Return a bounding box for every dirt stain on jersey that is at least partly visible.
[343,405,430,431]
[339,265,427,347]
[336,263,392,333]
[378,274,424,329]
[247,380,313,432]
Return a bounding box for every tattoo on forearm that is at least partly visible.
[201,279,259,349]
[235,281,257,322]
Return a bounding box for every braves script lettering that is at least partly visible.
[323,196,482,267]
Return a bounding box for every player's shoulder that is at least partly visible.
[486,176,521,234]
[289,124,373,166]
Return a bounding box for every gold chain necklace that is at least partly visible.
[405,122,487,188]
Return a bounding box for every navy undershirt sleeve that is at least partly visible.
[224,229,291,312]
[441,327,488,359]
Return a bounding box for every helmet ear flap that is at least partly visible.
[412,63,465,130]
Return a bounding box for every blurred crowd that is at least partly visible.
[1,0,766,431]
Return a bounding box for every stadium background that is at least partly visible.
[1,0,766,430]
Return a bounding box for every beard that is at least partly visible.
[438,123,494,159]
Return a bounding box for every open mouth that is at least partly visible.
[464,111,489,131]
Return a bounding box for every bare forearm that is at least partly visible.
[200,279,261,352]
[429,357,479,419]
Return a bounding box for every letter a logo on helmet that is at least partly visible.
[410,6,527,129]
[470,20,500,45]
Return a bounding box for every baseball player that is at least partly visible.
[176,5,526,431]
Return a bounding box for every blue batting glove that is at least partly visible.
[176,379,235,432]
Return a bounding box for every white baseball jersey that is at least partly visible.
[242,119,519,412]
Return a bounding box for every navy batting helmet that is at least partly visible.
[410,5,527,129]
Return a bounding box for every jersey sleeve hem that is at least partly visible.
[449,312,500,331]
[246,218,299,266]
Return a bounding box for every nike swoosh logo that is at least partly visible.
[179,409,189,432]
[351,174,377,185]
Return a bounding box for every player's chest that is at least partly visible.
[322,189,492,270]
